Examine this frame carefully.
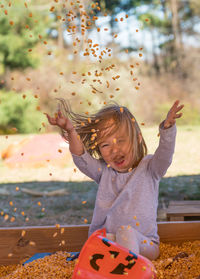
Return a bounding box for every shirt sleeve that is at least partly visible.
[148,121,177,180]
[71,150,105,184]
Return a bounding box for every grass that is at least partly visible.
[141,125,200,176]
[159,175,200,202]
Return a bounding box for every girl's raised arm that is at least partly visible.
[148,100,184,180]
[45,111,84,156]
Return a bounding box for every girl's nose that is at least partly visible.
[111,143,119,153]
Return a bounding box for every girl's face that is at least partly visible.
[98,123,134,173]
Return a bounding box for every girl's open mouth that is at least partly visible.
[114,159,125,166]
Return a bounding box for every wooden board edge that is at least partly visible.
[157,221,200,242]
[0,222,199,265]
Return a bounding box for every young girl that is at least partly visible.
[46,99,184,261]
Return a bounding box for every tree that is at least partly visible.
[0,0,52,75]
[92,0,200,75]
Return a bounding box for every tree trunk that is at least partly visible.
[169,0,184,76]
[170,0,181,50]
[2,66,11,90]
[79,0,88,54]
[57,22,64,49]
[151,28,160,75]
[57,2,64,49]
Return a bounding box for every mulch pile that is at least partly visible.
[0,240,199,279]
[2,134,72,168]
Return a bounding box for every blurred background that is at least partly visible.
[0,0,199,227]
[0,0,200,131]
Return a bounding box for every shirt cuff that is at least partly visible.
[159,121,177,141]
[71,149,90,163]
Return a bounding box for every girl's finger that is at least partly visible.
[44,113,58,125]
[47,116,57,125]
[176,104,184,112]
[170,100,179,111]
[44,112,50,119]
[58,110,63,118]
[173,100,180,107]
[168,104,178,116]
[171,104,183,116]
[175,113,183,119]
[44,113,51,121]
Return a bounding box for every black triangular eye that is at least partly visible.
[109,251,119,258]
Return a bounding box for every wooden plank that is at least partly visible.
[166,200,200,221]
[168,216,184,221]
[0,225,89,266]
[169,200,200,206]
[0,222,200,265]
[167,207,200,215]
[157,221,200,243]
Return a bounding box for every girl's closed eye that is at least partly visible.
[101,143,109,148]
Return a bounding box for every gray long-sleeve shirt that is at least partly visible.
[72,123,176,244]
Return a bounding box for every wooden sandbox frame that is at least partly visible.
[0,221,200,266]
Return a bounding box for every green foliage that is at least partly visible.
[138,12,169,30]
[0,90,46,134]
[96,0,153,13]
[0,0,51,70]
[97,0,121,13]
[154,102,200,125]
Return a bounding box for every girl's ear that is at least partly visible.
[138,133,142,144]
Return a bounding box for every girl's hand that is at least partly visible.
[163,100,184,129]
[45,104,84,156]
[44,110,74,132]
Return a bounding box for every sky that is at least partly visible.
[62,5,200,61]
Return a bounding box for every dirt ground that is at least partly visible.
[0,174,199,227]
[0,181,97,227]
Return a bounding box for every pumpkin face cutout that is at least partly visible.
[72,229,156,279]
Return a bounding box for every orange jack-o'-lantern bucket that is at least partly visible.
[72,228,156,279]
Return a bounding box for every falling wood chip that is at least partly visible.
[21,188,69,197]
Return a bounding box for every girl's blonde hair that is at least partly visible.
[58,98,147,168]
